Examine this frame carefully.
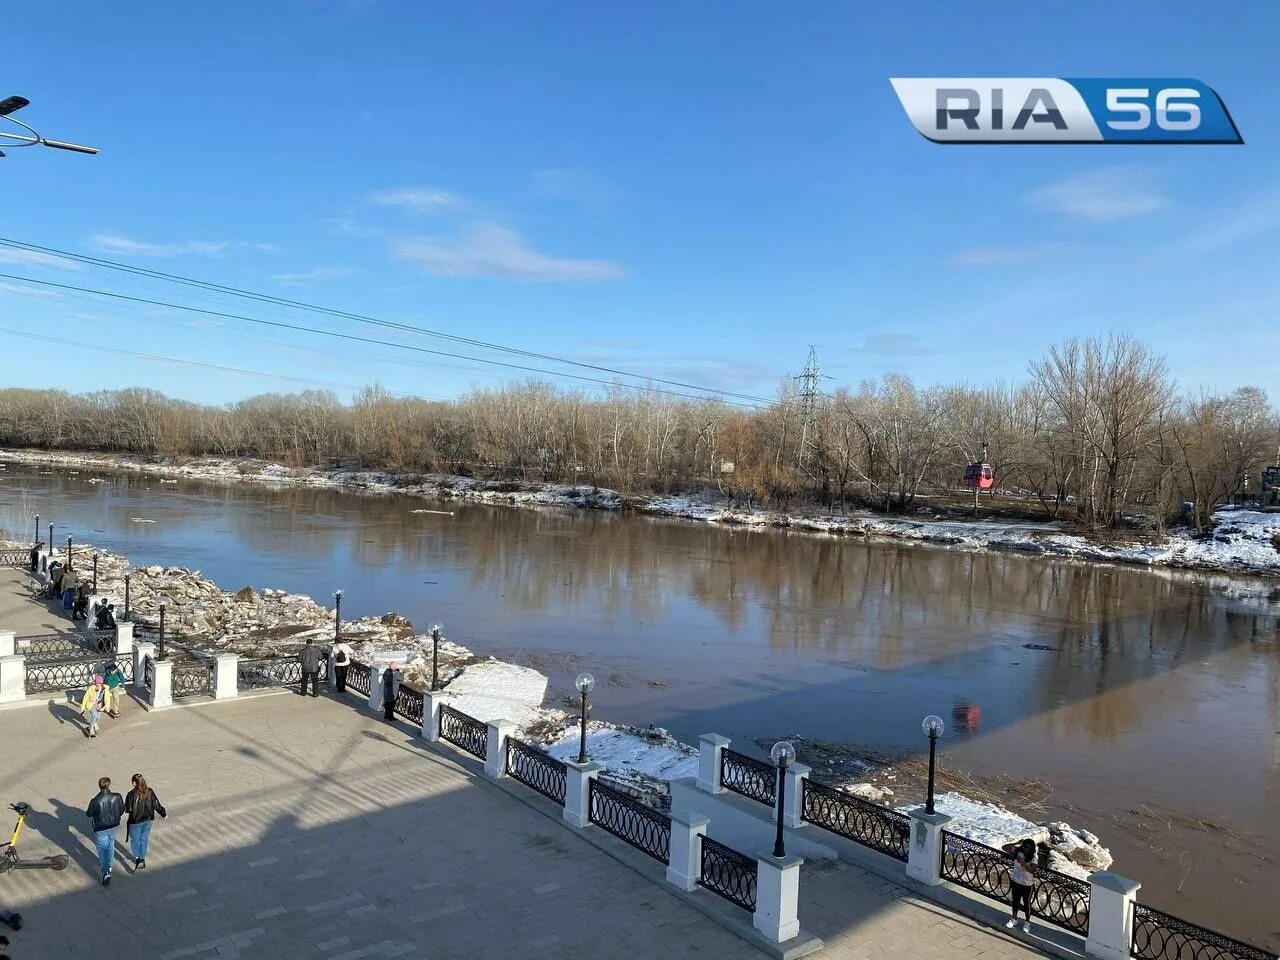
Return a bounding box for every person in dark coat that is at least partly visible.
[124,772,167,870]
[85,776,125,886]
[298,638,325,698]
[381,662,402,721]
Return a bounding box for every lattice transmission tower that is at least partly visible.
[793,346,822,468]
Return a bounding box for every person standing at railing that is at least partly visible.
[331,638,353,694]
[60,566,79,611]
[29,541,42,571]
[298,637,325,698]
[95,602,117,633]
[381,662,402,721]
[1002,838,1036,933]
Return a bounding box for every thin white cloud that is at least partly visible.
[0,281,63,301]
[269,266,355,286]
[87,233,278,257]
[948,245,1045,266]
[1028,167,1168,222]
[0,247,82,270]
[394,222,625,282]
[371,186,464,213]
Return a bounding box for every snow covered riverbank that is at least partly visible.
[2,448,1278,578]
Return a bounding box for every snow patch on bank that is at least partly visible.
[435,658,549,730]
[544,724,700,790]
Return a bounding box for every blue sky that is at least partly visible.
[2,1,1277,406]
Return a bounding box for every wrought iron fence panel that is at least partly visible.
[238,657,302,689]
[1131,904,1274,960]
[801,779,910,862]
[172,663,214,699]
[698,836,757,912]
[588,778,671,863]
[394,685,424,724]
[506,739,567,805]
[439,704,487,760]
[143,656,154,692]
[1,550,30,567]
[26,657,103,694]
[720,748,777,807]
[347,660,372,697]
[940,831,1090,936]
[17,631,95,664]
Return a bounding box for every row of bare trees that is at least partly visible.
[1,335,1276,531]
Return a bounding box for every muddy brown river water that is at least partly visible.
[2,461,1277,947]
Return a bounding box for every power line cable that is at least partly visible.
[0,237,776,405]
[0,272,768,409]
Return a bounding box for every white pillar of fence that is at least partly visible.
[213,653,239,700]
[1086,872,1142,960]
[115,622,134,660]
[81,597,106,633]
[562,760,604,828]
[697,733,730,794]
[150,658,173,710]
[132,641,155,694]
[754,855,803,943]
[422,691,446,741]
[781,762,810,828]
[905,810,951,886]
[0,629,15,657]
[0,655,25,703]
[368,663,385,713]
[484,720,516,779]
[665,811,709,892]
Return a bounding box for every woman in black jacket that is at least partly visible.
[125,773,168,870]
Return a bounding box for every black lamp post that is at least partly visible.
[575,672,594,764]
[430,624,442,691]
[33,513,38,547]
[922,715,945,815]
[66,535,72,568]
[333,589,342,642]
[123,574,131,621]
[92,553,98,590]
[770,741,796,858]
[158,602,167,661]
[48,523,53,559]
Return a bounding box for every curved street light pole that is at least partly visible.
[770,741,796,859]
[922,715,945,816]
[0,96,98,157]
[575,673,595,764]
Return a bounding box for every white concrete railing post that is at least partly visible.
[782,762,811,828]
[0,655,25,703]
[1086,872,1142,960]
[905,810,951,886]
[422,691,446,741]
[114,622,134,660]
[150,657,173,710]
[213,653,239,700]
[697,733,730,794]
[132,642,155,694]
[368,662,385,713]
[754,855,803,943]
[484,720,516,779]
[562,760,604,829]
[665,812,709,892]
[81,596,106,633]
[0,629,15,658]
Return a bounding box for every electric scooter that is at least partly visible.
[0,802,69,874]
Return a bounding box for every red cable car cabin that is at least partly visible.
[963,462,994,490]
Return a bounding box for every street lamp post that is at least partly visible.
[33,513,38,547]
[770,741,796,859]
[430,625,442,692]
[66,535,72,569]
[92,554,98,590]
[123,574,131,621]
[575,672,595,764]
[0,96,99,157]
[922,715,945,816]
[48,523,53,560]
[158,602,167,661]
[333,589,342,642]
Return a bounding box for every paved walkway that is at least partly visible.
[0,565,67,636]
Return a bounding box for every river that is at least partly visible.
[2,460,1277,946]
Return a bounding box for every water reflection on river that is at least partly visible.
[2,462,1278,945]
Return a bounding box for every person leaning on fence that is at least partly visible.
[29,541,42,571]
[298,637,325,698]
[79,675,108,738]
[1001,837,1037,933]
[72,582,92,622]
[331,637,353,694]
[95,601,117,633]
[381,662,402,721]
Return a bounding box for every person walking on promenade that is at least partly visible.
[85,776,125,886]
[60,565,79,611]
[298,637,324,698]
[1002,838,1036,933]
[124,773,166,871]
[381,662,402,721]
[102,661,126,718]
[331,637,353,694]
[79,675,108,738]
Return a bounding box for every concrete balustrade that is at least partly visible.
[213,653,239,700]
[132,641,155,695]
[665,811,709,892]
[484,720,516,779]
[562,760,604,828]
[1087,872,1142,960]
[149,657,173,709]
[754,855,804,944]
[0,654,25,704]
[781,762,810,829]
[0,629,15,657]
[422,690,446,741]
[905,809,951,887]
[697,733,730,794]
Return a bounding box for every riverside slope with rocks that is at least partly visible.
[3,535,1113,880]
[3,447,1277,578]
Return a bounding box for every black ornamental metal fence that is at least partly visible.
[588,778,671,864]
[237,656,302,690]
[17,630,113,664]
[393,684,424,724]
[720,748,776,807]
[172,662,214,699]
[801,779,911,862]
[143,655,154,692]
[1131,903,1275,960]
[940,831,1090,936]
[506,739,568,805]
[698,836,757,913]
[347,660,372,697]
[439,703,487,760]
[1,549,29,566]
[26,656,132,694]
